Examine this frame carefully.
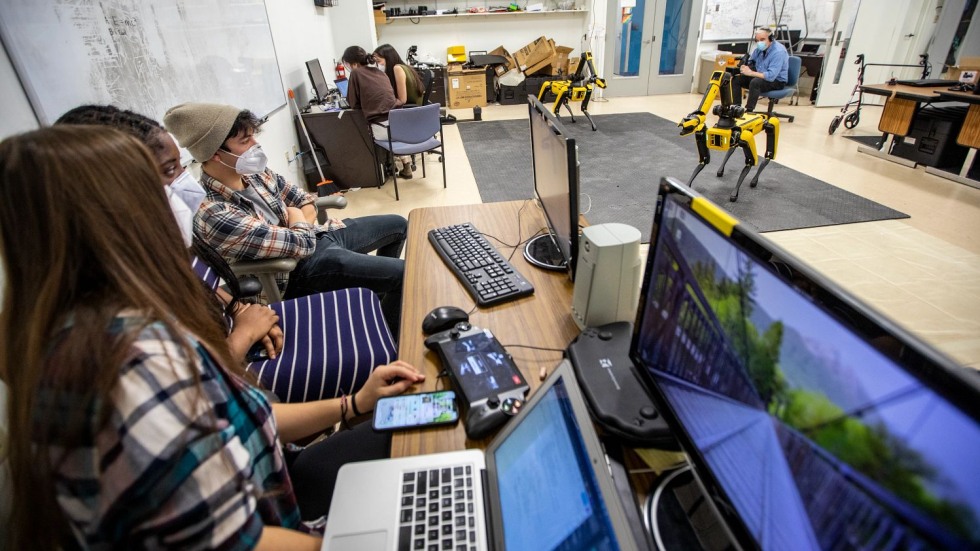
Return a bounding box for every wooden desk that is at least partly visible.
[923,89,980,190]
[392,200,581,458]
[856,83,951,167]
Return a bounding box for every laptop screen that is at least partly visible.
[631,179,980,549]
[492,376,620,550]
[335,78,349,98]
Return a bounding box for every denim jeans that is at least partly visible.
[284,214,407,340]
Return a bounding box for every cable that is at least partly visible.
[500,343,565,354]
[580,192,593,215]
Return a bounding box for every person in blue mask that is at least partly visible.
[732,27,789,112]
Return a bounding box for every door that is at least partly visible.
[604,0,701,96]
[816,0,918,106]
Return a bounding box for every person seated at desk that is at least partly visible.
[55,104,402,402]
[0,126,426,548]
[342,45,415,180]
[732,27,790,112]
[164,102,408,339]
[373,43,424,106]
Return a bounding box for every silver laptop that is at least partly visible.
[322,360,640,551]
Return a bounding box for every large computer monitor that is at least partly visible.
[523,95,581,280]
[306,58,333,103]
[631,177,980,549]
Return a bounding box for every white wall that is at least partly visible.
[331,0,380,56]
[0,43,40,139]
[261,0,342,184]
[376,13,590,64]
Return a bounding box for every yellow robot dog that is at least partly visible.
[536,52,606,131]
[678,69,780,202]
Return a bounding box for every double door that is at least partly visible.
[603,0,701,96]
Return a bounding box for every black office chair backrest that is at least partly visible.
[421,68,434,104]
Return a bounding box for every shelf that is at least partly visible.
[383,9,587,22]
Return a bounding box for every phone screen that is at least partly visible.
[373,390,459,431]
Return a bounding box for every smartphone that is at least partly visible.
[245,342,269,363]
[372,390,459,431]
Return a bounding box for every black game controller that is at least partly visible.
[424,322,529,439]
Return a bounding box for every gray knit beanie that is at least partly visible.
[163,102,241,163]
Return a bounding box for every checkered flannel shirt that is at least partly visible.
[195,169,344,292]
[48,316,305,549]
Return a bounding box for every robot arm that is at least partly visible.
[679,70,727,136]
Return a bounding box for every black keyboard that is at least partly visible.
[428,223,534,307]
[398,466,479,551]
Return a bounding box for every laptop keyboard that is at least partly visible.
[398,465,479,551]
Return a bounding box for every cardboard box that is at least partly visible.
[697,51,740,94]
[514,36,555,73]
[548,46,575,76]
[447,64,488,109]
[949,56,980,83]
[489,46,517,77]
[568,56,581,76]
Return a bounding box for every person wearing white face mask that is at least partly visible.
[731,27,789,113]
[164,102,408,339]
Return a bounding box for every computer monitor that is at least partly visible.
[523,95,580,279]
[630,177,980,549]
[306,58,332,103]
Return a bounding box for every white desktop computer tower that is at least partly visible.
[571,223,642,330]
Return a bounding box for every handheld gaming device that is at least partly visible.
[424,322,529,438]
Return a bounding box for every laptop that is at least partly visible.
[894,78,959,87]
[321,361,640,550]
[335,78,349,98]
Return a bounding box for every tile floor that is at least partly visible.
[337,94,980,369]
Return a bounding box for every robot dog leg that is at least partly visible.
[748,116,780,188]
[687,129,711,187]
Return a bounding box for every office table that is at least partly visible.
[857,82,950,167]
[925,89,980,190]
[391,200,581,458]
[295,110,384,190]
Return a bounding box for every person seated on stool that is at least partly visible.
[343,45,415,180]
[373,43,425,106]
[732,27,790,113]
[163,102,408,339]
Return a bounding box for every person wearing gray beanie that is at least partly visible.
[164,102,407,337]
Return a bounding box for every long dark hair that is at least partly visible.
[374,43,424,97]
[0,126,237,549]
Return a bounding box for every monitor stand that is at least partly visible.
[644,465,733,551]
[523,233,566,271]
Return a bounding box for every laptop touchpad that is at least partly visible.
[327,530,387,551]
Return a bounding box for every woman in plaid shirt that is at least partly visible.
[0,126,423,550]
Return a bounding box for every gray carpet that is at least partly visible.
[458,112,909,241]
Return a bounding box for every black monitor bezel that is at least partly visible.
[527,94,580,280]
[629,177,980,550]
[305,58,332,103]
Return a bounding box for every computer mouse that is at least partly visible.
[421,306,470,335]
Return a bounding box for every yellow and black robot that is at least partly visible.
[678,65,779,202]
[536,52,606,131]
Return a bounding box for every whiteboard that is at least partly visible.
[0,0,285,126]
[701,0,838,42]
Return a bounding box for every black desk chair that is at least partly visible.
[421,68,435,105]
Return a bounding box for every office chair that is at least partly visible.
[374,102,446,200]
[229,194,347,302]
[760,56,802,122]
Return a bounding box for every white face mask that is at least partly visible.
[224,144,269,175]
[377,62,386,72]
[165,185,195,247]
[169,170,207,213]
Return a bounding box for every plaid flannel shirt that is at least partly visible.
[196,169,340,291]
[47,316,306,549]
